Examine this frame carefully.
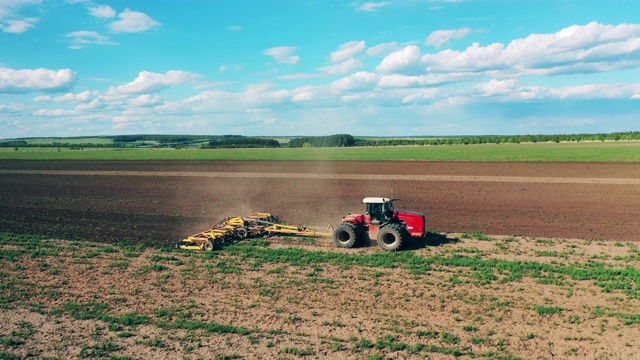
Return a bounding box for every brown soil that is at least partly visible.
[1,160,640,359]
[1,160,639,244]
[1,235,640,359]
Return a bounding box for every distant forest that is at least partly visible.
[2,131,639,149]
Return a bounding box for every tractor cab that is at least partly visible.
[363,197,396,225]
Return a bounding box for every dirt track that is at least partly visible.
[1,160,639,243]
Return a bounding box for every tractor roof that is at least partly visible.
[362,197,391,204]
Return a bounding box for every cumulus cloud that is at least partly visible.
[128,94,161,107]
[262,47,300,65]
[476,79,520,96]
[354,1,390,12]
[379,22,640,79]
[330,40,366,63]
[375,45,422,74]
[425,27,472,47]
[367,41,399,56]
[331,71,379,91]
[109,70,200,95]
[88,4,115,18]
[0,67,75,93]
[108,8,160,33]
[318,58,363,75]
[66,30,118,49]
[76,99,107,111]
[155,83,292,114]
[33,90,93,103]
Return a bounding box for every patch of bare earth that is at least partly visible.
[2,234,640,359]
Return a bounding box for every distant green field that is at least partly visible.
[1,141,639,162]
[24,137,115,145]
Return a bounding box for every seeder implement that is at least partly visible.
[178,212,332,251]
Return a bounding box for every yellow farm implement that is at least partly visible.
[177,212,332,251]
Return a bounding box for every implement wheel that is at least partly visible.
[204,241,215,251]
[236,227,249,240]
[333,223,360,249]
[377,223,405,251]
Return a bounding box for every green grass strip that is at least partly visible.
[2,141,639,161]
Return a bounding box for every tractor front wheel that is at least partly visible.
[377,224,405,251]
[333,223,360,248]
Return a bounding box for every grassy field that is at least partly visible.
[2,232,640,359]
[1,141,639,162]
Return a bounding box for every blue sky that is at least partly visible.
[1,0,639,138]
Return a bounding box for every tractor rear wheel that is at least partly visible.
[333,222,361,248]
[377,223,405,251]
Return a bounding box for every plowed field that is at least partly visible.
[2,160,640,359]
[1,160,639,243]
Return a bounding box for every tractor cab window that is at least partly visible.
[366,203,383,224]
[384,201,394,214]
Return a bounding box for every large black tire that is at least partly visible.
[333,223,361,248]
[377,223,406,251]
[236,227,249,240]
[204,241,215,251]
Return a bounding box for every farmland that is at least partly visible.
[2,141,640,162]
[1,143,640,359]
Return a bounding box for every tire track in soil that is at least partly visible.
[1,169,639,185]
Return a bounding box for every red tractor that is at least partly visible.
[333,197,426,251]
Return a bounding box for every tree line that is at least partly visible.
[202,137,280,148]
[355,131,640,147]
[288,134,355,148]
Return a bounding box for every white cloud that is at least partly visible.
[108,8,160,33]
[32,109,76,117]
[425,27,472,47]
[0,0,40,33]
[367,41,399,56]
[1,17,37,33]
[331,71,379,91]
[330,40,366,63]
[88,4,115,18]
[228,25,241,31]
[476,79,519,96]
[420,22,640,76]
[0,103,23,115]
[76,99,107,111]
[128,94,161,107]
[318,58,363,75]
[155,83,292,114]
[354,1,390,12]
[109,70,200,95]
[66,31,118,49]
[33,90,93,103]
[550,83,640,100]
[0,67,75,93]
[376,45,422,74]
[262,46,300,65]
